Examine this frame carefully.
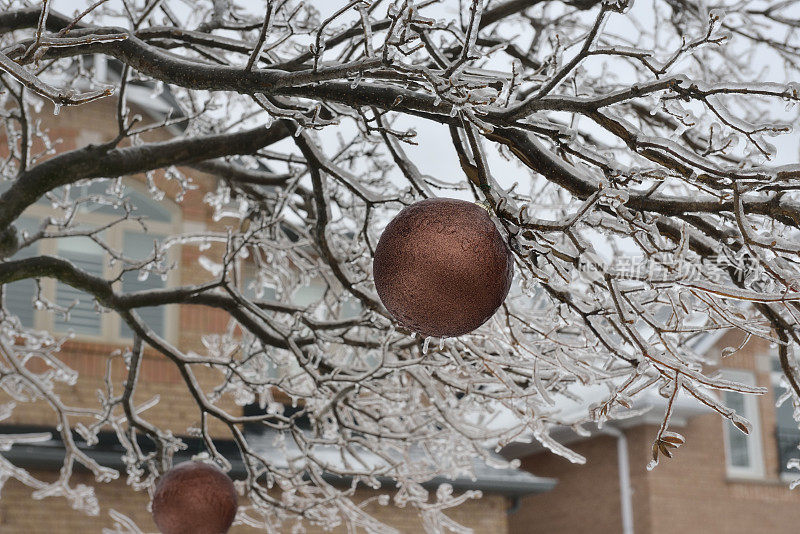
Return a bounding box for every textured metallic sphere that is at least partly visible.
[152,462,238,534]
[373,197,514,338]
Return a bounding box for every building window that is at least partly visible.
[2,181,178,342]
[721,369,764,478]
[239,265,326,381]
[771,359,800,477]
[3,217,40,328]
[119,231,167,339]
[54,236,106,335]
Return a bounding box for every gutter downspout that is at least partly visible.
[602,426,634,534]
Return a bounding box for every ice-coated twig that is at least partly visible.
[0,50,114,108]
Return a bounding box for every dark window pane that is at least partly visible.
[54,238,104,335]
[723,390,752,468]
[119,232,166,338]
[774,382,800,474]
[3,217,41,327]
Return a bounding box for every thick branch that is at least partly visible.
[0,122,290,231]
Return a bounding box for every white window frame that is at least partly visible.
[721,369,765,479]
[770,363,800,481]
[12,179,181,343]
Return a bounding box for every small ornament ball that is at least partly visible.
[152,462,238,534]
[373,197,514,338]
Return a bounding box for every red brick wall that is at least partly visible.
[513,331,800,534]
[509,435,627,534]
[0,471,509,533]
[641,415,800,534]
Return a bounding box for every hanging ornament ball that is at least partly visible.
[373,197,514,338]
[152,462,238,534]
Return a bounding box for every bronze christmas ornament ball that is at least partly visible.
[373,197,514,338]
[152,462,238,534]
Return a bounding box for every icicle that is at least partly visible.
[422,336,432,354]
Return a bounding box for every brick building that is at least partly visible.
[504,330,800,534]
[2,64,799,534]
